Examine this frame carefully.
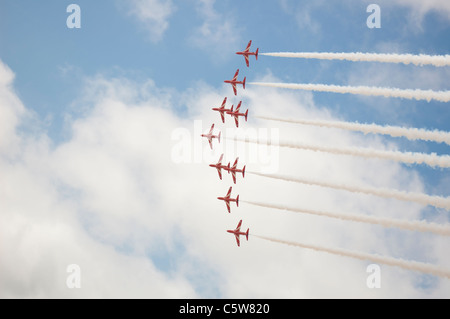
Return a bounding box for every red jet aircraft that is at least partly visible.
[227,219,249,247]
[212,97,232,123]
[224,69,246,96]
[236,40,259,67]
[217,187,239,213]
[201,124,221,149]
[223,157,246,184]
[209,154,230,180]
[226,101,248,127]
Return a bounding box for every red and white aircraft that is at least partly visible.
[212,97,232,123]
[227,219,249,247]
[217,187,239,213]
[209,154,230,180]
[223,157,246,184]
[224,69,246,96]
[236,40,259,67]
[201,124,221,149]
[226,101,248,127]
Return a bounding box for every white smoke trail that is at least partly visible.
[256,115,450,146]
[253,234,450,279]
[261,52,450,67]
[248,171,450,210]
[249,82,450,103]
[244,200,450,236]
[227,136,450,169]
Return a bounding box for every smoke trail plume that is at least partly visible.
[247,171,450,210]
[253,234,450,279]
[244,200,450,235]
[249,82,450,103]
[256,115,450,146]
[227,135,450,169]
[261,52,450,67]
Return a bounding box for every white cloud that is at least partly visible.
[189,0,241,60]
[390,0,450,21]
[125,0,176,42]
[279,0,323,34]
[0,62,26,155]
[1,60,449,298]
[281,0,450,34]
[363,0,450,31]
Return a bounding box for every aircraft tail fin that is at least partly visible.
[242,165,246,178]
[218,131,221,143]
[245,109,248,121]
[255,48,259,60]
[243,77,246,89]
[236,195,239,207]
[246,228,249,241]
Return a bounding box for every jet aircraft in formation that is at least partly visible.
[212,97,232,123]
[227,101,248,128]
[224,157,246,184]
[224,69,246,96]
[217,187,239,213]
[201,124,221,149]
[227,219,249,247]
[205,41,258,246]
[209,154,230,180]
[236,40,259,67]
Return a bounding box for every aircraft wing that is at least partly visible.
[208,124,214,135]
[244,55,249,67]
[231,171,236,184]
[226,187,232,197]
[245,40,252,52]
[232,83,237,95]
[234,116,239,127]
[216,167,222,180]
[234,234,241,247]
[236,220,242,232]
[220,111,225,123]
[208,138,213,149]
[235,101,241,113]
[232,69,239,81]
[232,158,239,169]
[226,200,231,213]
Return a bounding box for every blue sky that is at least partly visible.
[3,0,448,194]
[2,1,449,149]
[1,0,449,298]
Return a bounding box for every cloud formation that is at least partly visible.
[1,60,449,298]
[390,0,450,21]
[189,0,241,60]
[126,0,176,42]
